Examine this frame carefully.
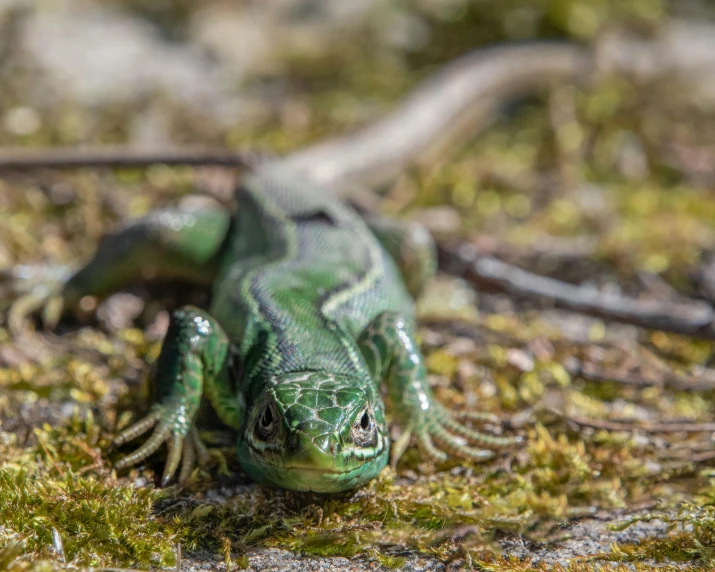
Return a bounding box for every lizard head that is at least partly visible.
[237,372,389,492]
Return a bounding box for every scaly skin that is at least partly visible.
[4,165,522,492]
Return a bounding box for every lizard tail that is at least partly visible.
[280,43,590,191]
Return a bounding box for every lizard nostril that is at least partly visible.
[286,433,299,452]
[313,434,340,455]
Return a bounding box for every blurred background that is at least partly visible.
[1,0,715,293]
[3,1,715,568]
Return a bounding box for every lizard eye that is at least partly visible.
[255,404,277,440]
[352,408,377,447]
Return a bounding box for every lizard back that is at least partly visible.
[210,167,414,389]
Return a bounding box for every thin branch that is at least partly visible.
[565,413,715,434]
[565,361,715,392]
[0,146,265,171]
[695,256,715,306]
[690,451,715,463]
[438,243,715,339]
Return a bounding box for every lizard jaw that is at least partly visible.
[237,432,389,493]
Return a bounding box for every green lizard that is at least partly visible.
[8,167,519,493]
[3,44,588,492]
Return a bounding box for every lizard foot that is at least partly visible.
[0,264,72,334]
[113,406,210,486]
[395,404,523,466]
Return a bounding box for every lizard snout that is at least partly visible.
[286,428,341,457]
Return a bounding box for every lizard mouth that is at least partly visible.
[239,456,388,493]
[240,457,359,475]
[244,435,386,470]
[239,437,389,492]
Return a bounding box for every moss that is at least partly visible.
[0,545,56,572]
[371,551,407,569]
[3,0,715,569]
[601,502,715,564]
[0,421,177,568]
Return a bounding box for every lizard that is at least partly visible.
[2,43,588,493]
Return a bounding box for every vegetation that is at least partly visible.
[2,0,715,569]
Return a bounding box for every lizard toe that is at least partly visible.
[177,435,197,486]
[416,429,448,463]
[175,426,211,486]
[114,421,173,471]
[2,264,71,335]
[9,292,63,335]
[389,424,413,468]
[112,408,207,487]
[431,429,495,462]
[113,410,161,448]
[435,404,524,447]
[190,425,211,467]
[449,409,501,425]
[161,433,184,486]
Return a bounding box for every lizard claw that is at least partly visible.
[412,404,523,465]
[113,405,210,486]
[1,264,71,335]
[9,290,65,334]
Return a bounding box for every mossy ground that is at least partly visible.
[2,0,715,570]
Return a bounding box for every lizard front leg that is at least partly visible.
[114,305,241,485]
[2,208,230,333]
[358,312,522,466]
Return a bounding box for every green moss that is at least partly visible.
[0,422,177,568]
[0,545,57,572]
[604,503,715,564]
[2,0,714,569]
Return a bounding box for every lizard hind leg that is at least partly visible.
[2,208,230,335]
[112,305,238,486]
[1,264,73,334]
[364,216,436,299]
[357,311,523,467]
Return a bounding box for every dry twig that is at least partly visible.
[565,361,715,392]
[0,147,265,170]
[565,413,715,434]
[439,243,715,339]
